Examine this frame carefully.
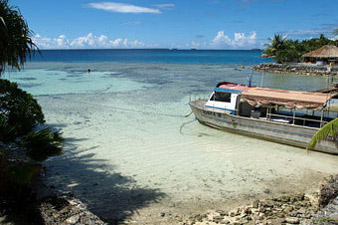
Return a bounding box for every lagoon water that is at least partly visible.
[4,50,338,224]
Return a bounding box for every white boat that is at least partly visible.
[189,82,338,154]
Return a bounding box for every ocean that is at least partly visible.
[32,49,272,65]
[3,50,338,224]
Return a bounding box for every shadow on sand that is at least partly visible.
[45,136,166,224]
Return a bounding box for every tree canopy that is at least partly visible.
[0,0,38,74]
[264,34,338,63]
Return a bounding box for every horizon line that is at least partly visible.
[35,48,263,51]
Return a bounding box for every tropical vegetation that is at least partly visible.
[333,29,338,37]
[264,34,338,63]
[0,0,63,219]
[306,118,338,151]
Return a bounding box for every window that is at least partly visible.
[211,92,231,102]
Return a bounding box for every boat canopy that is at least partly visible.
[216,82,250,93]
[241,87,332,110]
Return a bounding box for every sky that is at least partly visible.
[11,0,338,49]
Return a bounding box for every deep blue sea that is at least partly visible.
[32,49,273,65]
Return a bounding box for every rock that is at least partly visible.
[216,210,227,216]
[252,200,260,208]
[243,207,251,214]
[160,212,165,217]
[252,63,338,77]
[284,217,300,224]
[258,207,266,213]
[263,189,271,194]
[65,215,80,224]
[213,215,224,221]
[283,206,293,213]
[296,208,306,215]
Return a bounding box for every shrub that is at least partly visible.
[22,128,64,162]
[0,78,44,136]
[0,114,16,143]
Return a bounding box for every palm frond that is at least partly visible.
[333,29,338,37]
[0,0,40,75]
[306,118,338,150]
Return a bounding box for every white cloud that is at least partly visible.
[33,33,147,49]
[285,28,333,36]
[87,2,161,14]
[121,21,141,25]
[153,3,175,9]
[210,31,258,49]
[190,41,201,48]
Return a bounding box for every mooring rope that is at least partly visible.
[184,111,193,117]
[179,118,196,135]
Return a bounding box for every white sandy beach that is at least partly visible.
[7,62,338,224]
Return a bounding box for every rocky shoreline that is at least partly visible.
[252,63,338,76]
[2,174,337,225]
[180,193,316,225]
[39,194,106,225]
[2,161,337,225]
[178,175,338,225]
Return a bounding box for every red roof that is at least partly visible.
[217,82,250,91]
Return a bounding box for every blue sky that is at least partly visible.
[12,0,338,49]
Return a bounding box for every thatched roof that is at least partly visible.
[302,45,338,58]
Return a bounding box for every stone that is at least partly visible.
[252,200,260,208]
[284,217,300,224]
[258,207,266,213]
[284,206,293,213]
[65,215,80,224]
[296,208,306,215]
[213,215,224,221]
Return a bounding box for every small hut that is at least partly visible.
[302,45,338,65]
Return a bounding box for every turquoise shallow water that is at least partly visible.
[4,59,338,224]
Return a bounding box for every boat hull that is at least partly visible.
[189,100,338,155]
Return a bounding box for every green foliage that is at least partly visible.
[0,78,63,162]
[333,29,338,37]
[0,79,63,194]
[306,118,338,150]
[264,34,286,58]
[22,128,64,162]
[0,1,60,211]
[264,33,338,63]
[0,114,15,142]
[7,163,42,185]
[0,0,39,74]
[0,78,44,136]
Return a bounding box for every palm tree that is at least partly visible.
[306,118,338,150]
[333,29,338,37]
[0,0,38,75]
[264,34,286,56]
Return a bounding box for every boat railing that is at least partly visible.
[266,112,325,127]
